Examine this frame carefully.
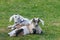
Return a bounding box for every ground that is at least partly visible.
[0,0,60,40]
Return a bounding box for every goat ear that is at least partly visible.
[38,18,40,22]
[39,19,44,25]
[32,18,35,22]
[9,15,13,22]
[30,18,34,22]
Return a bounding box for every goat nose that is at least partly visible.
[35,25,38,27]
[15,22,18,23]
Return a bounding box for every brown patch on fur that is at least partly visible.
[15,24,25,36]
[28,23,35,34]
[15,24,23,29]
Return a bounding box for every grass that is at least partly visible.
[0,0,60,40]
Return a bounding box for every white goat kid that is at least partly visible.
[8,14,30,30]
[29,18,44,34]
[9,14,30,25]
[8,18,44,37]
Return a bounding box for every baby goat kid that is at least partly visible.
[8,14,30,30]
[8,18,44,37]
[29,18,44,34]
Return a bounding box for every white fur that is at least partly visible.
[8,26,30,37]
[9,14,24,24]
[35,25,42,34]
[8,29,18,37]
[30,18,44,34]
[30,18,44,25]
[28,22,35,34]
[9,14,30,30]
[7,24,17,30]
[9,14,30,24]
[8,18,44,37]
[20,26,30,35]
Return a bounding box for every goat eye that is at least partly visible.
[37,21,39,23]
[38,20,39,22]
[33,20,35,22]
[33,20,36,23]
[32,19,35,22]
[15,16,17,18]
[38,19,40,22]
[37,20,40,23]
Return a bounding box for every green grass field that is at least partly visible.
[0,0,60,40]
